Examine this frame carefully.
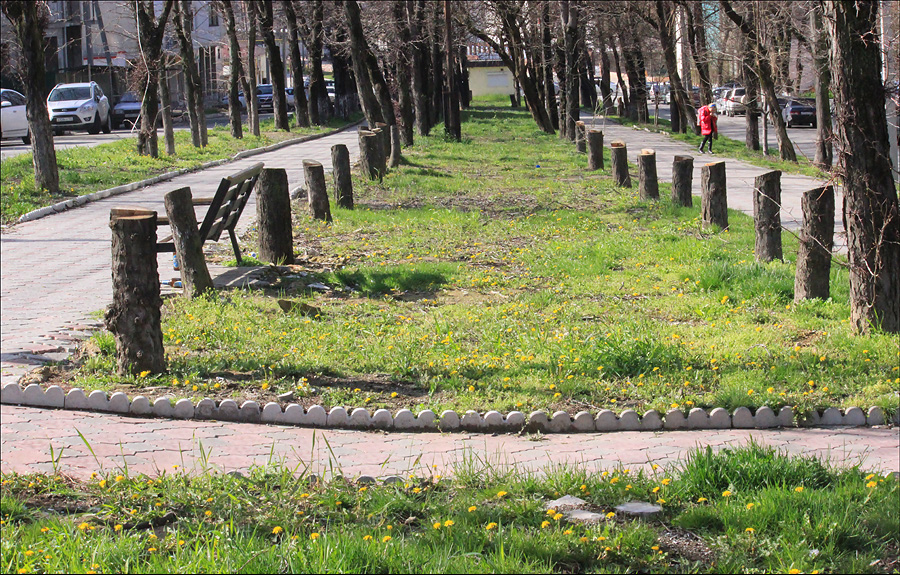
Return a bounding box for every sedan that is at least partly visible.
[1,88,30,144]
[111,92,141,129]
[782,98,817,128]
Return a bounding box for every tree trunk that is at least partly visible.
[561,0,579,141]
[255,168,294,264]
[394,1,414,146]
[541,1,559,129]
[222,0,244,139]
[304,160,332,222]
[810,4,833,169]
[654,0,696,133]
[430,13,443,127]
[701,160,728,229]
[753,170,783,262]
[826,0,900,333]
[374,124,390,174]
[638,149,659,200]
[283,0,310,129]
[443,0,461,142]
[135,0,175,157]
[686,0,713,105]
[794,185,834,301]
[330,30,358,121]
[587,130,603,170]
[105,209,165,375]
[610,141,631,187]
[344,0,384,127]
[164,187,214,295]
[305,0,332,125]
[575,121,586,153]
[174,0,207,147]
[671,155,693,207]
[331,144,353,209]
[742,36,760,151]
[598,30,612,111]
[157,62,176,156]
[389,124,402,167]
[358,129,381,181]
[410,0,430,135]
[246,2,260,137]
[259,0,290,130]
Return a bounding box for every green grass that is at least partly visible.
[1,443,897,573]
[65,103,899,418]
[0,115,361,225]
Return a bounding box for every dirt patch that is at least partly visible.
[657,527,716,564]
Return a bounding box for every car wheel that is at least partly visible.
[87,113,101,135]
[22,130,30,146]
[112,120,121,130]
[102,113,112,134]
[53,127,64,136]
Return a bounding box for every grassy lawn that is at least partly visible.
[1,443,897,573]
[0,116,360,226]
[60,102,898,418]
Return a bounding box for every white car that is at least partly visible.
[47,82,111,135]
[0,88,30,144]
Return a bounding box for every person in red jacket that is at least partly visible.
[698,102,718,153]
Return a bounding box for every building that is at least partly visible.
[466,39,514,97]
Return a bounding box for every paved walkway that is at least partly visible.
[2,405,897,479]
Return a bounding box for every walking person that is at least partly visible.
[698,102,718,153]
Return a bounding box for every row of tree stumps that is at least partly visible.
[575,134,835,303]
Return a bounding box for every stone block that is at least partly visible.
[328,406,350,427]
[217,399,240,421]
[663,409,687,430]
[88,390,109,411]
[153,397,174,418]
[383,476,403,485]
[349,408,372,428]
[709,407,731,429]
[528,410,549,432]
[732,407,754,428]
[393,409,416,430]
[799,410,821,427]
[867,406,885,426]
[893,410,899,425]
[372,409,393,429]
[305,405,327,426]
[195,398,216,419]
[842,406,866,427]
[483,411,504,429]
[618,410,641,431]
[357,475,376,485]
[820,407,843,426]
[42,386,65,408]
[754,406,777,428]
[777,406,794,427]
[615,501,662,516]
[640,410,662,431]
[281,404,304,425]
[548,411,571,432]
[240,401,260,422]
[438,410,460,431]
[65,388,90,410]
[505,411,526,429]
[416,410,437,430]
[23,384,46,406]
[1,383,24,404]
[595,409,618,431]
[129,395,151,416]
[572,411,594,432]
[173,399,194,419]
[545,495,587,510]
[261,402,282,423]
[687,408,709,429]
[460,410,485,430]
[563,509,606,523]
[107,392,130,414]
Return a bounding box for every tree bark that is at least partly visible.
[246,2,260,137]
[358,129,381,181]
[561,0,579,141]
[389,124,402,168]
[394,1,414,146]
[222,0,244,139]
[638,149,659,200]
[587,130,604,170]
[610,141,631,187]
[259,0,290,130]
[283,0,310,129]
[164,187,214,295]
[344,0,384,127]
[105,209,165,375]
[304,160,332,223]
[443,0,460,141]
[410,0,431,136]
[541,1,559,129]
[810,3,833,169]
[575,121,586,153]
[134,0,175,157]
[174,0,207,147]
[671,155,693,207]
[331,144,353,209]
[255,168,294,264]
[742,47,760,151]
[157,60,176,156]
[701,161,728,229]
[303,0,332,125]
[826,0,900,333]
[794,185,834,301]
[653,0,696,133]
[430,11,443,127]
[685,0,713,105]
[329,29,358,121]
[752,170,783,262]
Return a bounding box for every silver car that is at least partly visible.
[47,82,111,135]
[1,88,30,144]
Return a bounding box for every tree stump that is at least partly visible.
[587,130,604,170]
[701,161,728,229]
[163,187,214,297]
[638,149,659,200]
[256,168,294,264]
[358,129,381,181]
[371,127,387,176]
[575,121,586,153]
[331,144,353,209]
[304,160,332,222]
[610,141,631,188]
[389,124,401,167]
[671,155,694,207]
[375,122,390,172]
[795,185,835,301]
[753,170,783,262]
[104,208,165,376]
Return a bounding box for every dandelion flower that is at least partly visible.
[722,490,732,497]
[746,503,755,510]
[114,524,123,532]
[697,497,708,503]
[541,521,551,528]
[745,527,755,533]
[496,491,508,498]
[363,535,372,541]
[866,481,877,488]
[444,520,454,527]
[485,522,498,530]
[310,533,320,541]
[606,512,615,519]
[272,526,283,535]
[468,506,477,512]
[382,535,392,542]
[794,486,804,493]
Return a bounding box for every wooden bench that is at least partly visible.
[156,162,264,264]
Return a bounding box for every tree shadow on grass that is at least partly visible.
[332,268,450,300]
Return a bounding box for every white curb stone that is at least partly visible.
[687,408,709,429]
[349,408,371,428]
[437,410,459,430]
[618,410,641,431]
[483,410,504,429]
[393,409,416,430]
[372,409,393,429]
[842,406,866,427]
[43,386,65,408]
[549,411,571,432]
[328,406,350,427]
[892,410,900,425]
[1,383,24,404]
[153,397,174,418]
[88,390,109,411]
[732,407,754,428]
[65,388,90,410]
[240,401,260,422]
[799,410,821,427]
[416,410,437,430]
[573,411,594,432]
[867,406,885,426]
[820,407,843,426]
[217,399,240,421]
[461,410,485,430]
[107,392,130,414]
[281,404,304,424]
[777,406,794,427]
[754,406,777,428]
[709,407,731,429]
[505,411,526,429]
[195,398,216,419]
[596,410,618,431]
[305,405,327,426]
[357,476,376,485]
[23,384,46,406]
[663,409,687,430]
[528,410,549,431]
[641,410,663,431]
[383,476,403,485]
[261,402,282,423]
[129,396,151,415]
[173,399,194,419]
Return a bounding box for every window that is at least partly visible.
[4,91,25,106]
[208,4,219,27]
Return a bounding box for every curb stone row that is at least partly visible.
[2,383,897,433]
[15,120,363,225]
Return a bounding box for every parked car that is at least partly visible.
[0,88,30,144]
[111,92,141,129]
[723,87,746,116]
[47,81,111,134]
[781,98,816,127]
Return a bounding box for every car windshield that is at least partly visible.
[257,85,273,95]
[49,87,92,101]
[119,92,140,103]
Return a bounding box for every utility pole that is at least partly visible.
[82,0,93,82]
[444,0,460,141]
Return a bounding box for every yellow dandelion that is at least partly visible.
[746,503,755,510]
[444,520,454,527]
[697,497,708,503]
[722,490,732,497]
[794,486,804,493]
[496,491,508,498]
[541,521,551,528]
[272,526,283,535]
[485,522,498,530]
[433,522,442,530]
[363,535,372,541]
[468,505,477,512]
[310,532,320,540]
[382,535,392,542]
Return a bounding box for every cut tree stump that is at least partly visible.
[575,121,586,153]
[638,149,659,200]
[105,208,165,375]
[375,122,390,173]
[587,130,604,170]
[671,155,693,207]
[256,168,294,264]
[358,129,381,181]
[163,187,214,297]
[701,161,728,229]
[331,144,353,209]
[304,160,332,222]
[753,170,783,262]
[795,185,835,301]
[610,141,631,188]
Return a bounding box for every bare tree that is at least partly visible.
[220,0,244,138]
[296,0,332,125]
[258,0,290,130]
[642,0,697,133]
[344,0,385,126]
[283,0,311,128]
[245,1,260,136]
[444,0,461,141]
[134,0,175,157]
[810,2,833,169]
[174,0,208,147]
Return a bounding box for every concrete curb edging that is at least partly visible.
[2,382,896,433]
[15,120,364,225]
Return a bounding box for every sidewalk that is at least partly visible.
[2,405,897,479]
[0,126,360,385]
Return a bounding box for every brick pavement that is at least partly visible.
[2,405,897,479]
